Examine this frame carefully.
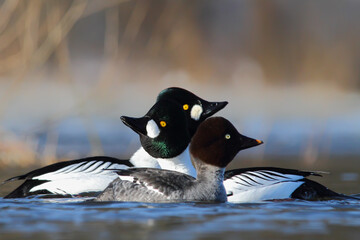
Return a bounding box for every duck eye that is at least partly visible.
[183,104,189,110]
[225,134,231,139]
[160,121,167,127]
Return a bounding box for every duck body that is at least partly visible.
[95,167,226,203]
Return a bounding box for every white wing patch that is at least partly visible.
[224,170,307,202]
[146,119,160,138]
[190,104,203,121]
[33,161,127,181]
[30,161,129,195]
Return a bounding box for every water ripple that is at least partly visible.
[1,198,360,239]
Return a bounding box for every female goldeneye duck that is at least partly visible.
[94,117,263,203]
[2,87,226,198]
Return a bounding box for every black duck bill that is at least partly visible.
[200,100,228,120]
[121,116,150,136]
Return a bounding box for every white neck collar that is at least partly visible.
[129,147,161,168]
[156,146,196,177]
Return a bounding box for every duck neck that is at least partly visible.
[129,147,161,168]
[156,146,196,177]
[196,163,225,184]
[191,159,227,202]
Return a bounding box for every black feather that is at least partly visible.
[225,167,322,180]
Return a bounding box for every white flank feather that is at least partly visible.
[224,170,307,202]
[30,162,128,195]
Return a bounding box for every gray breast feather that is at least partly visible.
[95,168,196,202]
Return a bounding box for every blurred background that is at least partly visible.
[0,0,359,193]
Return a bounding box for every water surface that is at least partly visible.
[1,195,360,240]
[1,158,360,240]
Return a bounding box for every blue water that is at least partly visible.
[1,197,360,240]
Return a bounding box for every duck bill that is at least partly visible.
[201,101,228,120]
[238,134,263,151]
[121,116,149,136]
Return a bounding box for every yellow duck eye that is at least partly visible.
[160,121,167,127]
[183,104,189,110]
[225,134,231,139]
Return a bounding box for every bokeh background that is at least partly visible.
[0,0,360,193]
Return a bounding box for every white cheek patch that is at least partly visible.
[146,120,160,138]
[190,104,203,121]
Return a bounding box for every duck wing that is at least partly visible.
[3,156,132,198]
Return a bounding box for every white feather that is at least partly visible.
[224,170,307,202]
[28,146,160,195]
[190,104,203,121]
[30,162,128,195]
[227,181,304,203]
[156,147,196,177]
[146,120,160,138]
[129,147,161,168]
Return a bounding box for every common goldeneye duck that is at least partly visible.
[2,87,227,198]
[94,117,263,203]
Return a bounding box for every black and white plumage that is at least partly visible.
[94,117,263,203]
[223,167,344,202]
[3,86,355,202]
[3,157,132,198]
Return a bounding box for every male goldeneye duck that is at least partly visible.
[94,117,263,203]
[2,87,227,198]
